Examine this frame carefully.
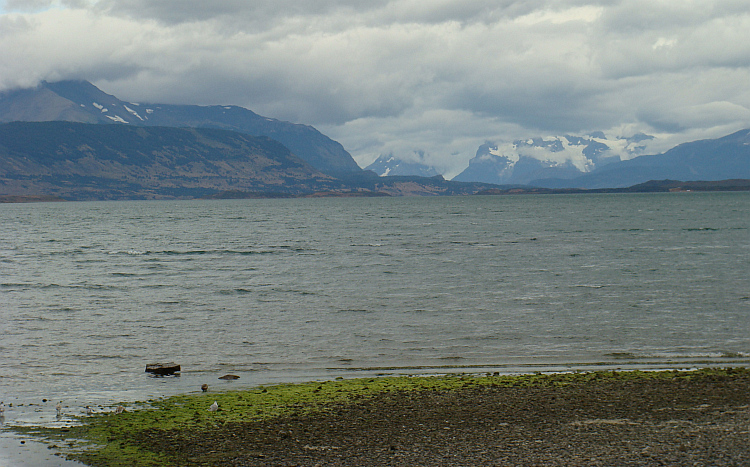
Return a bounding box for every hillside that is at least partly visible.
[0,121,340,200]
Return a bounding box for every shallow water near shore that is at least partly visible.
[1,193,749,463]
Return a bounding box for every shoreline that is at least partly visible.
[8,367,750,466]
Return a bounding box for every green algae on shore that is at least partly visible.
[12,367,750,466]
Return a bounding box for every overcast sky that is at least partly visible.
[2,1,750,176]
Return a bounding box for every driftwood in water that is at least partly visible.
[145,363,181,375]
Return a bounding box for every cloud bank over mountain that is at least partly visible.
[2,1,750,176]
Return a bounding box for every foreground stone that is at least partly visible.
[144,363,180,376]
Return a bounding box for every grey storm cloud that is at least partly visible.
[2,0,750,175]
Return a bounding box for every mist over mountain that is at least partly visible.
[0,80,361,176]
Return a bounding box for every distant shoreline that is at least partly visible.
[3,179,749,203]
[0,194,67,203]
[475,178,750,196]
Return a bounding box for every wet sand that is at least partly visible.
[0,434,85,467]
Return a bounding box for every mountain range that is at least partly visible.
[381,132,750,188]
[0,119,498,200]
[1,79,749,199]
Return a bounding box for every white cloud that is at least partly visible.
[514,4,603,25]
[2,0,750,175]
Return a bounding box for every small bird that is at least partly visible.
[208,401,219,412]
[201,384,208,392]
[0,402,5,414]
[85,406,93,415]
[115,406,125,414]
[56,402,62,416]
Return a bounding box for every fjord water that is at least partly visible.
[1,194,749,425]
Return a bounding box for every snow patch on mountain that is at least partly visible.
[106,115,128,123]
[123,105,144,121]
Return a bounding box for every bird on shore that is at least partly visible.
[56,402,62,416]
[85,406,93,415]
[0,402,5,414]
[201,384,209,392]
[115,406,125,414]
[209,401,219,412]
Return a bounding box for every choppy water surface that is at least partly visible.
[1,193,749,432]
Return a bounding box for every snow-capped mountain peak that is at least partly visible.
[453,132,652,185]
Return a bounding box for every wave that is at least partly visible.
[107,247,311,256]
[2,283,121,291]
[604,351,750,360]
[0,282,30,289]
[219,288,254,295]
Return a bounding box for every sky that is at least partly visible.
[2,1,750,177]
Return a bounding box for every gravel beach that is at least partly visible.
[125,369,750,466]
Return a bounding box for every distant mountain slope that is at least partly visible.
[365,154,440,177]
[453,143,581,184]
[532,129,750,188]
[0,80,361,175]
[0,121,338,200]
